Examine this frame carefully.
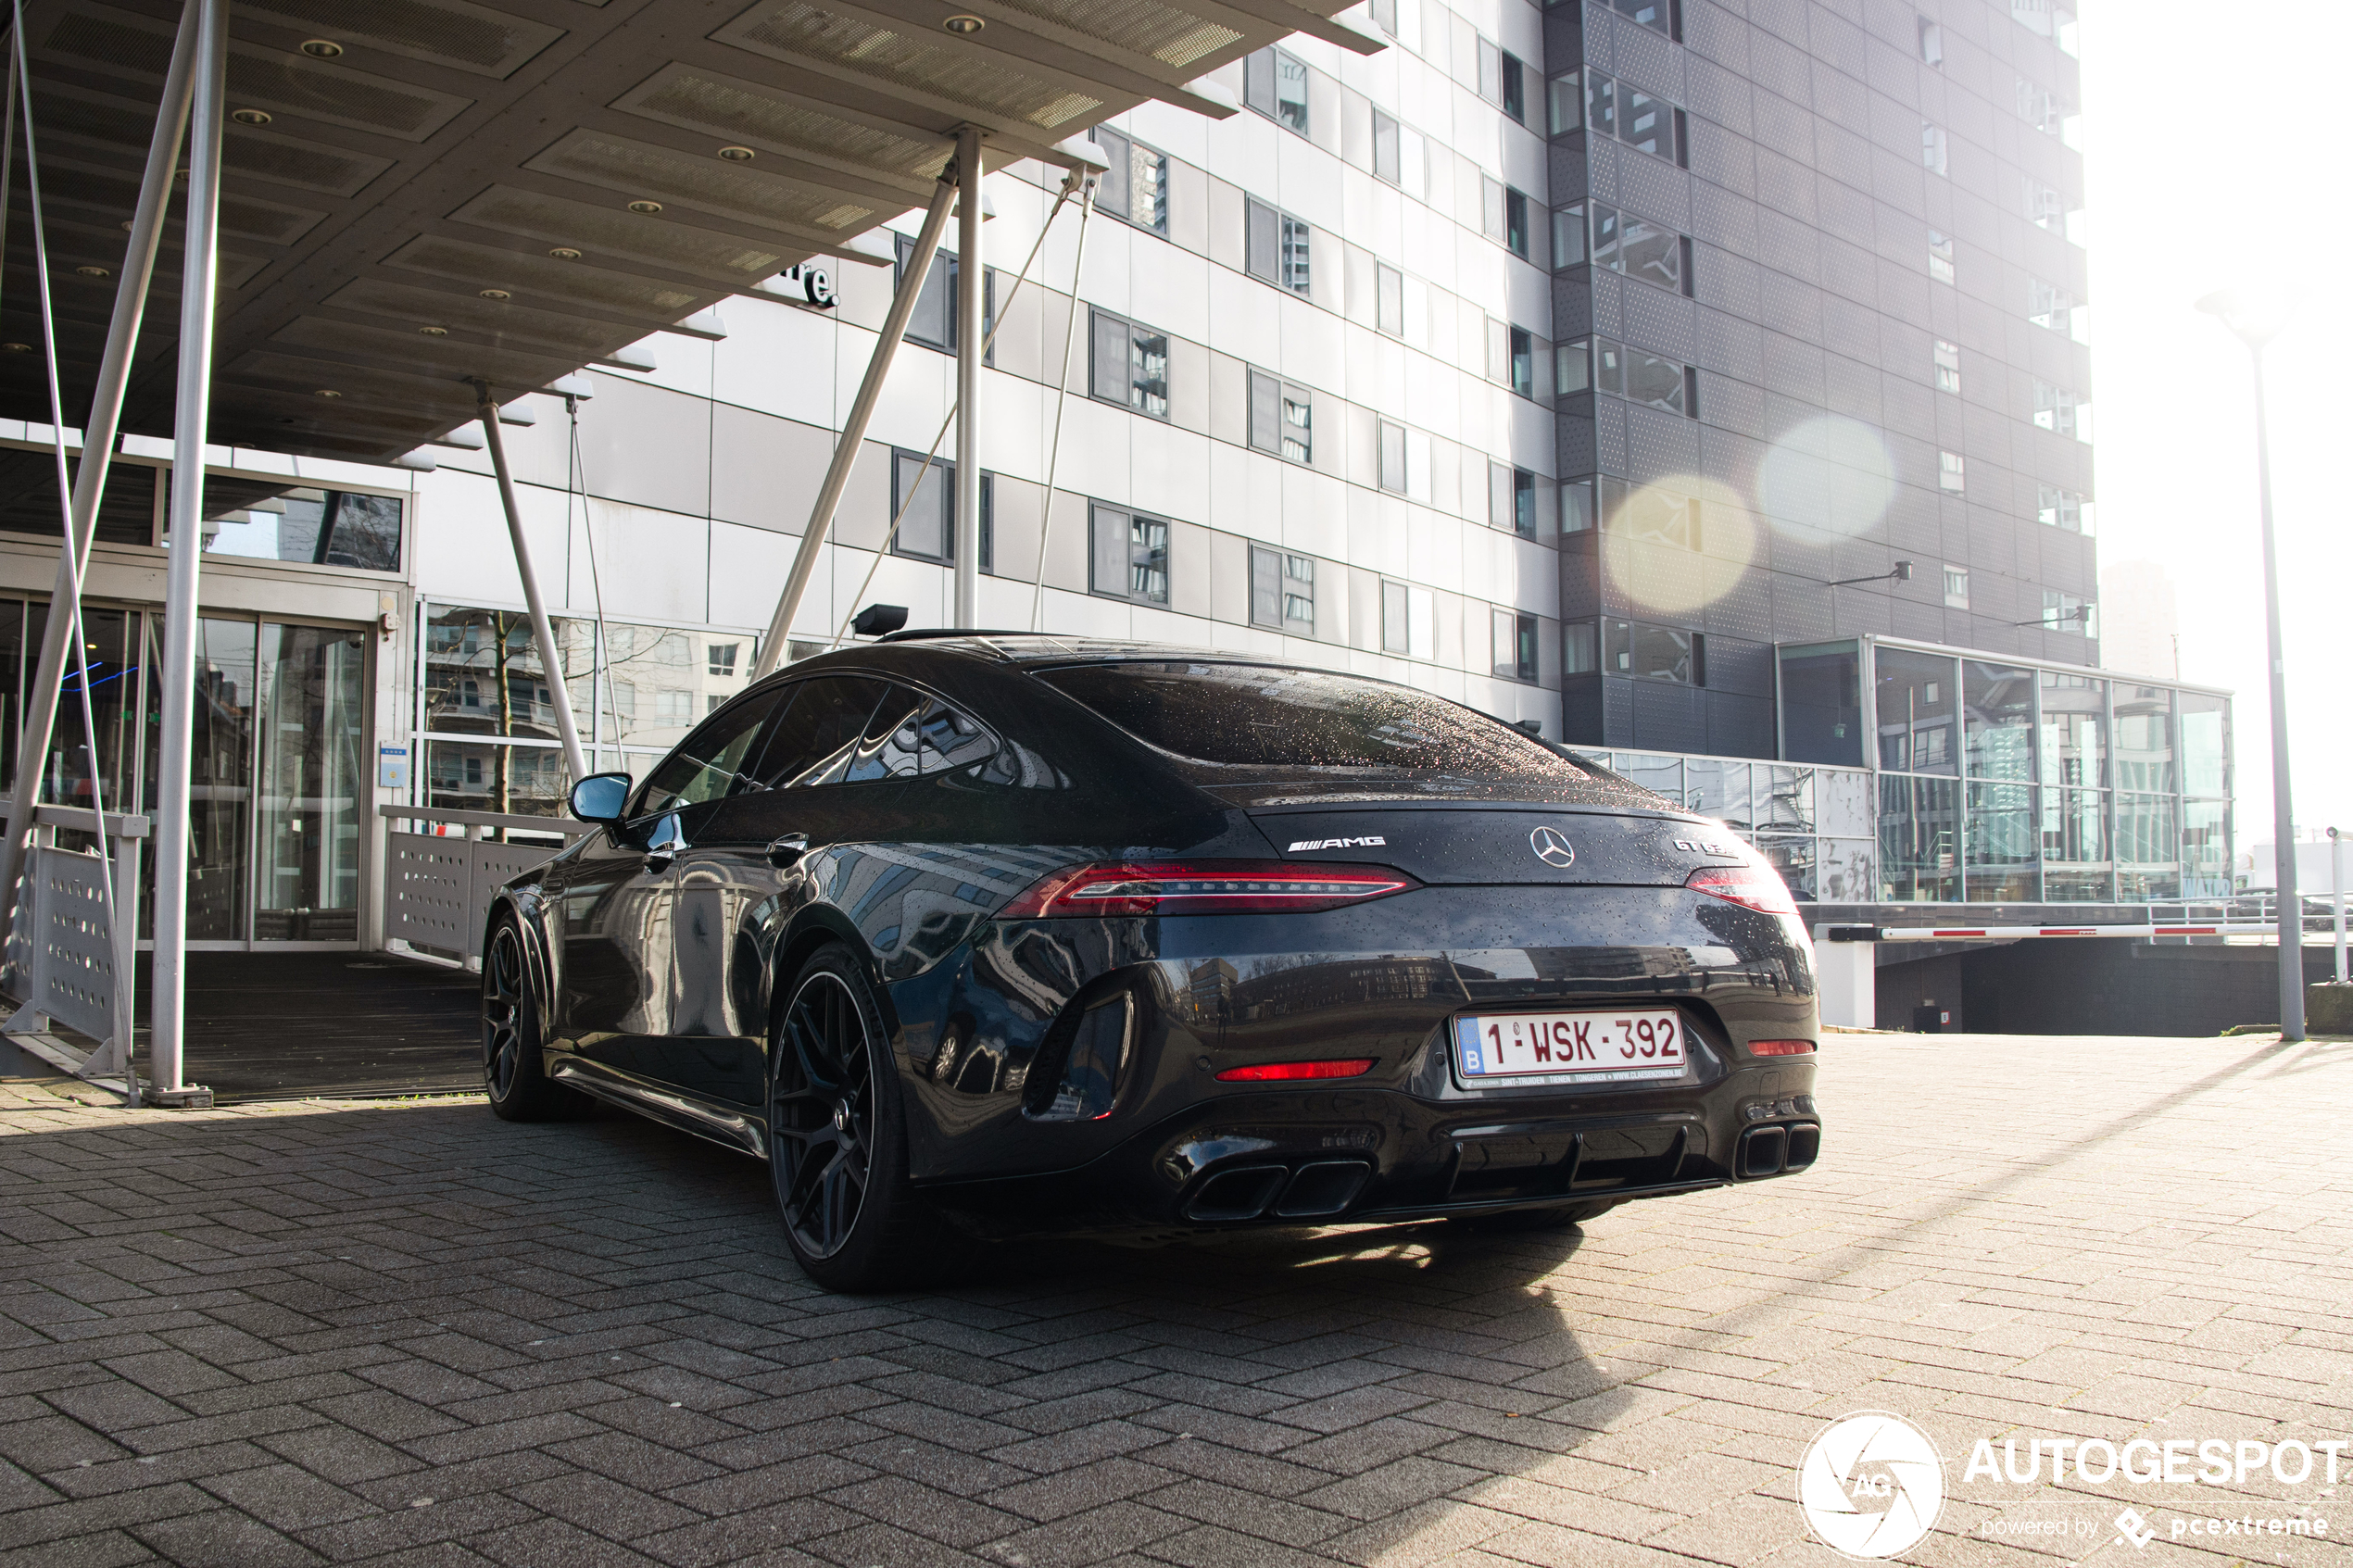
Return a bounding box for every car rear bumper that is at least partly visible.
[919,1060,1820,1239]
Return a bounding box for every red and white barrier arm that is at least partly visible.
[1815,922,2292,943]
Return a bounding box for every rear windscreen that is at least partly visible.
[1033,661,1602,781]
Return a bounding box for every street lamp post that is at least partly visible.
[2196,290,2303,1041]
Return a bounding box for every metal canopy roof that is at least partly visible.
[2,0,1376,465]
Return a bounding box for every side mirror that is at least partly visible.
[570,771,633,823]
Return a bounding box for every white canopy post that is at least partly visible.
[148,0,229,1105]
[751,172,961,680]
[952,126,983,628]
[474,383,588,789]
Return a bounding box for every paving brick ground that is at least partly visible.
[1,1033,2348,1568]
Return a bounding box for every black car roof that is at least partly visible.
[789,633,1253,670]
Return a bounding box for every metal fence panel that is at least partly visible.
[23,846,119,1042]
[388,834,472,957]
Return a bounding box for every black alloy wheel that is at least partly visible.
[481,915,584,1122]
[771,967,876,1259]
[767,945,960,1291]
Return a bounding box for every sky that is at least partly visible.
[2081,0,2353,857]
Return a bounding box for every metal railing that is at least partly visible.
[379,805,588,967]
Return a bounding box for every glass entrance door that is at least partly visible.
[254,624,366,939]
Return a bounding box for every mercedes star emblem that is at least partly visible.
[1529,825,1576,869]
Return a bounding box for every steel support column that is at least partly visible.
[751,173,960,680]
[149,0,228,1098]
[474,387,588,788]
[0,0,196,960]
[952,128,982,629]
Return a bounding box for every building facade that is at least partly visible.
[0,0,2229,953]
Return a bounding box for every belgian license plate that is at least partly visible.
[1453,1009,1688,1085]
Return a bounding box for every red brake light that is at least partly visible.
[1000,860,1416,920]
[1749,1039,1815,1057]
[1686,862,1799,916]
[1214,1059,1376,1082]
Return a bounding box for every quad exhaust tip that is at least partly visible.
[1185,1160,1372,1223]
[1738,1122,1819,1179]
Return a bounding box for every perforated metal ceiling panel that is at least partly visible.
[0,0,1377,461]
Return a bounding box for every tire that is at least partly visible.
[767,943,960,1292]
[481,915,587,1122]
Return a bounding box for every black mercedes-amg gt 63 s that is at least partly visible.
[480,634,1820,1290]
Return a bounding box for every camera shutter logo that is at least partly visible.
[1796,1411,1945,1559]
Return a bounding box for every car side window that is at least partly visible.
[636,686,789,818]
[751,675,890,788]
[845,685,926,782]
[913,698,997,773]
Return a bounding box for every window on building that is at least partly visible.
[708,642,738,677]
[895,233,959,349]
[1557,337,1590,395]
[2029,278,2085,341]
[1507,327,1534,396]
[1090,127,1169,236]
[1089,504,1169,604]
[1928,229,1956,284]
[1378,420,1407,492]
[2041,589,2094,635]
[1478,38,1503,104]
[890,449,954,560]
[1551,205,1584,269]
[1933,339,1960,394]
[1245,47,1310,133]
[1480,177,1504,244]
[978,471,995,574]
[1504,187,1530,259]
[1089,310,1170,420]
[1919,17,1944,64]
[1244,199,1311,294]
[1371,108,1400,184]
[1604,619,1704,684]
[1379,581,1436,659]
[1492,608,1538,682]
[1585,337,1692,416]
[1501,53,1526,122]
[2038,484,2094,533]
[1921,121,1948,175]
[2033,380,2090,442]
[2015,77,2075,143]
[1247,370,1313,463]
[2026,178,2067,232]
[1490,463,1537,537]
[1581,71,1684,164]
[1566,203,1688,294]
[1608,0,1672,38]
[1368,0,1396,33]
[1944,566,1969,608]
[1250,546,1315,634]
[1376,262,1403,336]
[1564,620,1597,674]
[1547,70,1581,135]
[1599,478,1697,550]
[1939,451,1966,493]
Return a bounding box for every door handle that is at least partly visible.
[766,834,810,870]
[644,814,687,873]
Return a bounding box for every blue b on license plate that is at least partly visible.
[1453,1008,1688,1085]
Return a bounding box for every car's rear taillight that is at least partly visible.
[999,860,1416,920]
[1686,861,1799,916]
[1749,1039,1815,1057]
[1214,1059,1376,1082]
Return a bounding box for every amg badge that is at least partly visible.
[1288,835,1388,852]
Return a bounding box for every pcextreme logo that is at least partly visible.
[1795,1411,1945,1560]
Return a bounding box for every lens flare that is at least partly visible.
[1755,415,1895,540]
[1598,474,1758,619]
